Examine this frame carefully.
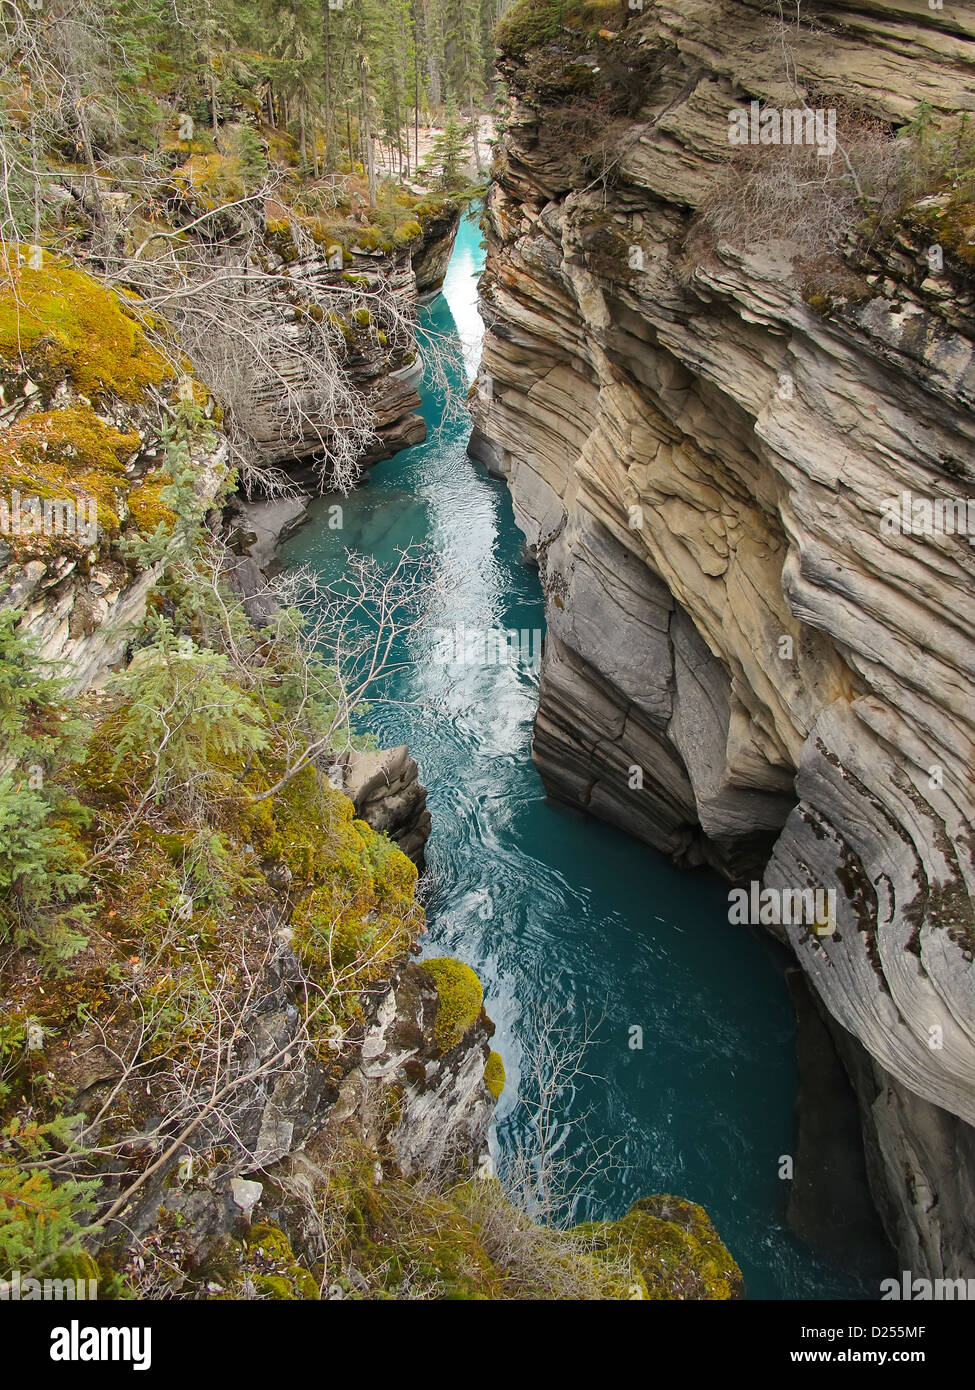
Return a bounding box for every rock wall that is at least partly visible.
[413,203,462,297]
[245,207,462,479]
[106,943,500,1276]
[471,0,975,1278]
[342,744,432,868]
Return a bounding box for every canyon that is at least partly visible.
[0,193,749,1298]
[469,0,975,1279]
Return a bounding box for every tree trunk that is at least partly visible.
[30,115,41,250]
[208,67,219,133]
[356,0,376,206]
[468,92,482,174]
[411,0,421,169]
[322,0,335,169]
[362,76,376,205]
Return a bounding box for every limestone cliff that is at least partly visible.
[470,0,975,1278]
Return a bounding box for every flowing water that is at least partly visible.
[281,213,879,1299]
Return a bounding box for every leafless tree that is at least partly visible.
[497,985,623,1229]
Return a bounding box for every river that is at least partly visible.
[280,211,880,1300]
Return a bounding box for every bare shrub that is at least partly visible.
[455,1176,636,1299]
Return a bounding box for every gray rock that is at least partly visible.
[473,0,975,1274]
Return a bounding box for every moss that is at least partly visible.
[578,1194,744,1300]
[804,291,833,316]
[0,404,149,548]
[51,1249,99,1284]
[262,768,421,1041]
[483,1049,505,1099]
[413,195,451,224]
[420,957,483,1052]
[326,310,355,343]
[246,1222,319,1300]
[393,219,423,246]
[0,246,168,404]
[495,0,624,56]
[352,308,372,327]
[247,1222,294,1263]
[455,1177,646,1299]
[909,198,975,267]
[352,226,382,252]
[126,469,177,534]
[496,0,565,53]
[173,152,250,206]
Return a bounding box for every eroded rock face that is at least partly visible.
[342,745,432,868]
[239,244,426,473]
[472,0,975,1274]
[102,942,498,1265]
[413,204,462,297]
[354,960,495,1177]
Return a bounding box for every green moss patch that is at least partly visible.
[496,0,625,56]
[0,247,168,403]
[420,957,483,1052]
[257,769,422,1041]
[246,1222,319,1300]
[578,1194,744,1300]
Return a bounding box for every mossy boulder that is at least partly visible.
[420,957,483,1052]
[580,1194,744,1300]
[393,219,423,247]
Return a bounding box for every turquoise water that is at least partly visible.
[281,214,875,1299]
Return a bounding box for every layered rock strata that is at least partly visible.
[471,0,975,1276]
[342,744,432,868]
[413,203,462,297]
